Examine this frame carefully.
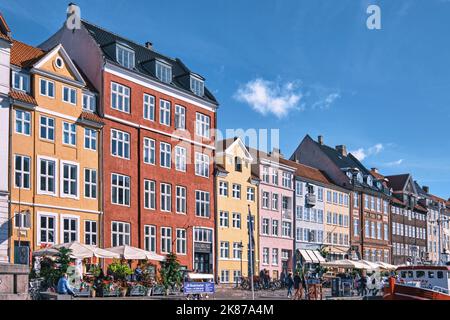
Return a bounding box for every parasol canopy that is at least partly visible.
[33,242,121,259]
[105,245,165,261]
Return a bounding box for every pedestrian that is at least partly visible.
[293,272,302,300]
[57,273,75,296]
[360,272,368,297]
[264,270,270,289]
[286,273,294,298]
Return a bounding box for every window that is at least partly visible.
[176,186,187,214]
[282,172,292,188]
[272,249,279,266]
[262,192,270,208]
[82,93,96,112]
[111,129,130,159]
[15,110,31,135]
[12,71,30,92]
[62,217,78,243]
[111,82,130,113]
[371,222,376,239]
[247,187,255,201]
[85,221,97,245]
[233,271,241,283]
[116,44,135,69]
[112,221,130,247]
[195,153,209,177]
[160,142,171,168]
[62,162,78,198]
[282,222,292,238]
[39,215,55,244]
[111,173,130,206]
[144,225,156,252]
[384,224,389,241]
[262,218,270,235]
[190,76,204,96]
[263,248,269,265]
[272,220,279,236]
[377,222,382,240]
[38,158,56,194]
[62,122,77,146]
[14,212,30,229]
[219,181,228,197]
[84,168,97,199]
[220,270,230,283]
[318,188,323,201]
[14,155,30,189]
[144,180,156,210]
[333,192,338,204]
[196,113,210,138]
[160,183,172,212]
[40,116,55,141]
[232,184,241,199]
[353,193,359,208]
[159,99,171,126]
[327,190,332,203]
[272,194,279,210]
[62,86,77,104]
[175,105,186,129]
[262,166,270,183]
[219,211,229,227]
[232,213,241,229]
[84,128,97,150]
[327,211,332,224]
[195,191,210,217]
[176,229,187,255]
[40,78,55,97]
[233,242,242,259]
[296,181,303,196]
[161,227,172,253]
[296,206,303,220]
[272,170,279,185]
[155,61,172,83]
[220,241,230,258]
[194,228,213,243]
[143,138,156,165]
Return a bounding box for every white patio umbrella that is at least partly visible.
[377,261,397,270]
[33,247,59,257]
[105,245,165,261]
[322,260,356,268]
[51,242,121,259]
[360,260,381,270]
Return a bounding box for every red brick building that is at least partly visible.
[42,19,218,272]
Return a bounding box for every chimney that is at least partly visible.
[318,135,324,145]
[145,41,153,50]
[335,145,347,157]
[371,168,379,174]
[271,148,283,159]
[422,186,430,194]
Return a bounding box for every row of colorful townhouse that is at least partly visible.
[0,7,449,281]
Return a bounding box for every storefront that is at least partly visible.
[193,227,214,274]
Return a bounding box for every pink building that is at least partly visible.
[251,148,296,280]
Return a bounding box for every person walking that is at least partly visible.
[293,272,302,300]
[360,272,368,297]
[57,273,75,296]
[286,273,294,298]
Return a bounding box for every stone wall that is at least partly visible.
[0,263,29,300]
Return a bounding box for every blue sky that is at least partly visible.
[1,0,449,198]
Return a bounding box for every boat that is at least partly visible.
[383,265,450,300]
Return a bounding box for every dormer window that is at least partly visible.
[366,175,373,187]
[83,93,96,112]
[190,76,204,97]
[12,71,30,92]
[155,60,172,84]
[346,171,353,180]
[356,172,363,184]
[235,157,242,172]
[116,44,135,69]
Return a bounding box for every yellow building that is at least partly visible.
[323,186,351,261]
[8,41,102,264]
[215,138,259,285]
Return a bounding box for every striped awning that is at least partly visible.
[299,250,326,264]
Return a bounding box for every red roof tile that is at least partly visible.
[279,158,333,186]
[9,89,36,105]
[11,39,45,68]
[80,111,103,124]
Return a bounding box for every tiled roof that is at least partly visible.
[385,174,410,191]
[81,20,217,105]
[216,138,239,154]
[215,164,229,174]
[80,111,103,124]
[279,158,332,186]
[391,197,405,206]
[9,89,37,105]
[11,39,46,68]
[0,14,12,42]
[0,32,11,42]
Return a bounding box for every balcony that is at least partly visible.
[306,193,316,206]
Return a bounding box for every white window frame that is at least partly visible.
[155,60,172,84]
[143,94,155,121]
[143,137,156,165]
[176,228,187,255]
[37,156,57,196]
[15,109,31,136]
[175,104,186,130]
[111,173,131,206]
[247,187,255,201]
[195,112,210,138]
[39,78,55,98]
[12,70,30,92]
[176,186,187,214]
[219,181,228,197]
[62,86,77,105]
[84,220,97,246]
[60,161,79,199]
[232,184,241,199]
[161,227,172,254]
[62,122,77,146]
[116,44,135,69]
[39,115,55,141]
[144,225,156,252]
[111,221,131,247]
[111,129,130,160]
[37,212,58,245]
[60,214,80,244]
[175,146,186,172]
[195,190,210,218]
[159,99,171,126]
[160,183,172,212]
[82,93,96,112]
[190,76,204,96]
[111,82,130,113]
[84,128,97,151]
[14,154,31,189]
[195,152,209,178]
[144,179,156,210]
[84,168,97,200]
[160,142,172,169]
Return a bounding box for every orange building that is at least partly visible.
[8,40,102,264]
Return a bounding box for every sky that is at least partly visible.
[1,0,449,198]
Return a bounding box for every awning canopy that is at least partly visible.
[299,250,326,264]
[33,242,120,259]
[105,245,165,261]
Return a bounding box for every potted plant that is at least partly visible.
[107,260,133,297]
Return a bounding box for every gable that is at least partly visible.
[33,44,85,85]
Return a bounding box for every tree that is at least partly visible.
[159,253,182,293]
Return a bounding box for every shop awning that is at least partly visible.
[299,250,326,264]
[105,245,165,261]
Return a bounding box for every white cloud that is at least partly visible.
[350,143,384,161]
[383,159,404,167]
[234,78,302,118]
[311,92,341,110]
